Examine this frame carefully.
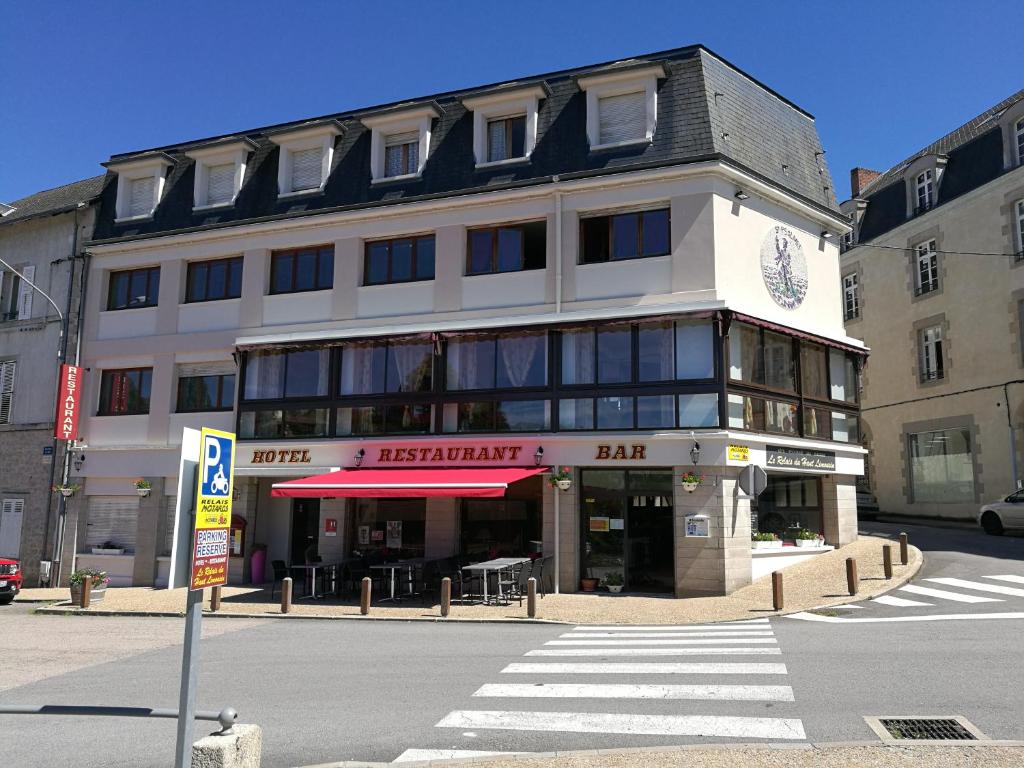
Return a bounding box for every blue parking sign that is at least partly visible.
[200,432,233,498]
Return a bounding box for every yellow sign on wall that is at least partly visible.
[728,445,750,462]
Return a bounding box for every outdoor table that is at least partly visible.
[369,559,427,602]
[461,557,531,604]
[290,562,340,599]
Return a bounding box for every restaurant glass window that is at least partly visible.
[336,404,431,436]
[447,332,547,391]
[238,408,330,438]
[597,325,632,384]
[802,406,830,440]
[800,344,828,400]
[351,499,425,559]
[728,393,765,431]
[242,349,329,400]
[763,331,795,391]
[579,208,670,264]
[678,393,719,428]
[675,320,714,379]
[728,323,764,384]
[908,427,975,503]
[829,350,858,403]
[597,396,633,429]
[461,477,541,560]
[340,339,432,395]
[765,399,798,435]
[560,328,595,385]
[558,397,595,430]
[637,321,674,382]
[636,395,675,428]
[442,400,550,433]
[756,476,822,537]
[831,411,859,443]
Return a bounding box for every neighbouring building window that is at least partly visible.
[270,246,334,294]
[1016,200,1024,260]
[0,268,24,321]
[98,368,152,415]
[467,221,546,274]
[340,339,433,395]
[177,374,235,412]
[446,331,547,390]
[915,169,934,213]
[580,208,670,264]
[242,349,330,399]
[1017,118,1024,166]
[598,90,646,145]
[840,228,855,253]
[186,257,243,302]
[913,239,939,295]
[107,267,160,310]
[918,324,944,382]
[487,115,526,162]
[384,132,419,177]
[364,235,435,285]
[842,273,860,319]
[0,360,14,424]
[908,427,975,502]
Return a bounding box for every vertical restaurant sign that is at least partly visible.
[54,364,82,441]
[191,427,235,591]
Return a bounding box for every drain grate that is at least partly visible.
[865,716,987,743]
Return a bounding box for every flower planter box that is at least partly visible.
[556,479,572,491]
[795,539,820,548]
[90,548,124,555]
[580,577,599,592]
[681,481,699,493]
[606,585,623,594]
[751,540,783,550]
[136,488,151,497]
[69,584,107,605]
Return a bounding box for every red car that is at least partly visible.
[0,558,22,604]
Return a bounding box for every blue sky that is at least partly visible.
[1,1,1021,203]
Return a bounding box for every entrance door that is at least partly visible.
[291,499,320,564]
[0,499,24,558]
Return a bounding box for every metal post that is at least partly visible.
[846,557,858,596]
[80,575,91,609]
[553,487,560,595]
[440,577,451,618]
[899,532,909,566]
[210,586,222,612]
[174,587,203,768]
[360,576,371,615]
[527,577,537,618]
[883,545,893,579]
[772,571,783,611]
[281,578,292,614]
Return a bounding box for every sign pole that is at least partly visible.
[174,584,203,768]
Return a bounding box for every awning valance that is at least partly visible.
[271,467,548,498]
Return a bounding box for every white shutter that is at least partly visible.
[16,265,34,320]
[598,91,646,145]
[290,148,322,191]
[85,496,140,552]
[206,163,236,206]
[0,499,24,558]
[0,360,14,424]
[128,176,156,218]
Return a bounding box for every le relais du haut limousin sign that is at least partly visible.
[191,428,235,591]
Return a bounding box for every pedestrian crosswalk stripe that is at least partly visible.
[899,584,1002,603]
[872,595,933,607]
[582,621,769,630]
[546,637,778,646]
[926,577,1024,598]
[472,683,795,701]
[394,749,524,763]
[502,662,789,674]
[525,647,783,656]
[561,631,775,638]
[986,575,1024,585]
[435,710,806,740]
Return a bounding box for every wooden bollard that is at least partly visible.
[440,577,451,618]
[80,575,92,609]
[883,545,893,579]
[527,577,537,618]
[772,571,783,611]
[899,532,909,566]
[210,585,222,612]
[281,577,292,614]
[846,557,858,596]
[360,576,371,615]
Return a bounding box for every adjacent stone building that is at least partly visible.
[840,90,1024,521]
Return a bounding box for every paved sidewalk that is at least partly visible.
[22,535,921,625]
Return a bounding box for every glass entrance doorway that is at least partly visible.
[580,469,674,593]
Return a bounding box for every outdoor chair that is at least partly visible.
[498,559,534,606]
[532,556,553,598]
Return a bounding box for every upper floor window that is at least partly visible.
[580,208,670,264]
[598,91,646,145]
[447,331,548,390]
[363,106,438,182]
[918,324,944,382]
[840,228,855,253]
[186,257,243,303]
[108,155,172,221]
[467,221,546,275]
[365,235,435,285]
[1016,118,1024,166]
[577,64,664,150]
[914,239,939,295]
[107,267,160,311]
[0,265,32,321]
[487,116,526,162]
[463,85,544,167]
[915,169,934,214]
[267,122,342,196]
[0,360,14,424]
[98,368,152,415]
[270,246,334,294]
[243,349,330,400]
[384,132,419,178]
[185,140,252,209]
[842,273,860,320]
[177,373,235,412]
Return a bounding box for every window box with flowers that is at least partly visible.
[794,529,825,548]
[133,478,152,498]
[751,532,783,550]
[549,466,573,491]
[69,568,110,604]
[53,483,81,498]
[680,471,704,493]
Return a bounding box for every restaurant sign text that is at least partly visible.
[765,446,836,471]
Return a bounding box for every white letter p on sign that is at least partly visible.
[203,437,221,485]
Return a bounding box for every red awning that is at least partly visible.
[271,466,548,498]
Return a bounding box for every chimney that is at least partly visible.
[850,167,881,198]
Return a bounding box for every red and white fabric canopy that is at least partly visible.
[271,466,548,498]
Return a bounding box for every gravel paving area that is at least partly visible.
[23,535,920,625]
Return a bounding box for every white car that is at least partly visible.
[978,490,1024,535]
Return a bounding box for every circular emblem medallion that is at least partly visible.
[760,226,808,309]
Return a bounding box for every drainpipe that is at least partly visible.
[1005,382,1020,490]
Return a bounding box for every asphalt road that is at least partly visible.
[2,522,1022,767]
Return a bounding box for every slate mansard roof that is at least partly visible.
[90,45,838,244]
[0,175,106,230]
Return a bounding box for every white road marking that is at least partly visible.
[582,620,769,630]
[898,584,1002,603]
[526,647,783,656]
[986,575,1024,585]
[546,637,778,646]
[435,710,806,740]
[473,683,795,701]
[871,595,933,607]
[787,611,1024,623]
[926,577,1024,598]
[394,749,523,762]
[561,631,775,638]
[501,662,788,674]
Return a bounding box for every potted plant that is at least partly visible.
[604,571,624,594]
[794,529,819,548]
[751,531,782,550]
[549,466,573,491]
[680,471,704,493]
[91,540,125,555]
[132,478,152,498]
[69,568,109,604]
[580,576,599,592]
[52,483,81,498]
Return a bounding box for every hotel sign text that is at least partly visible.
[251,449,312,464]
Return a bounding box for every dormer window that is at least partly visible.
[1016,118,1024,166]
[107,155,173,222]
[577,64,665,151]
[362,105,439,182]
[185,139,253,210]
[915,170,934,213]
[903,155,946,219]
[463,86,545,167]
[266,121,342,197]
